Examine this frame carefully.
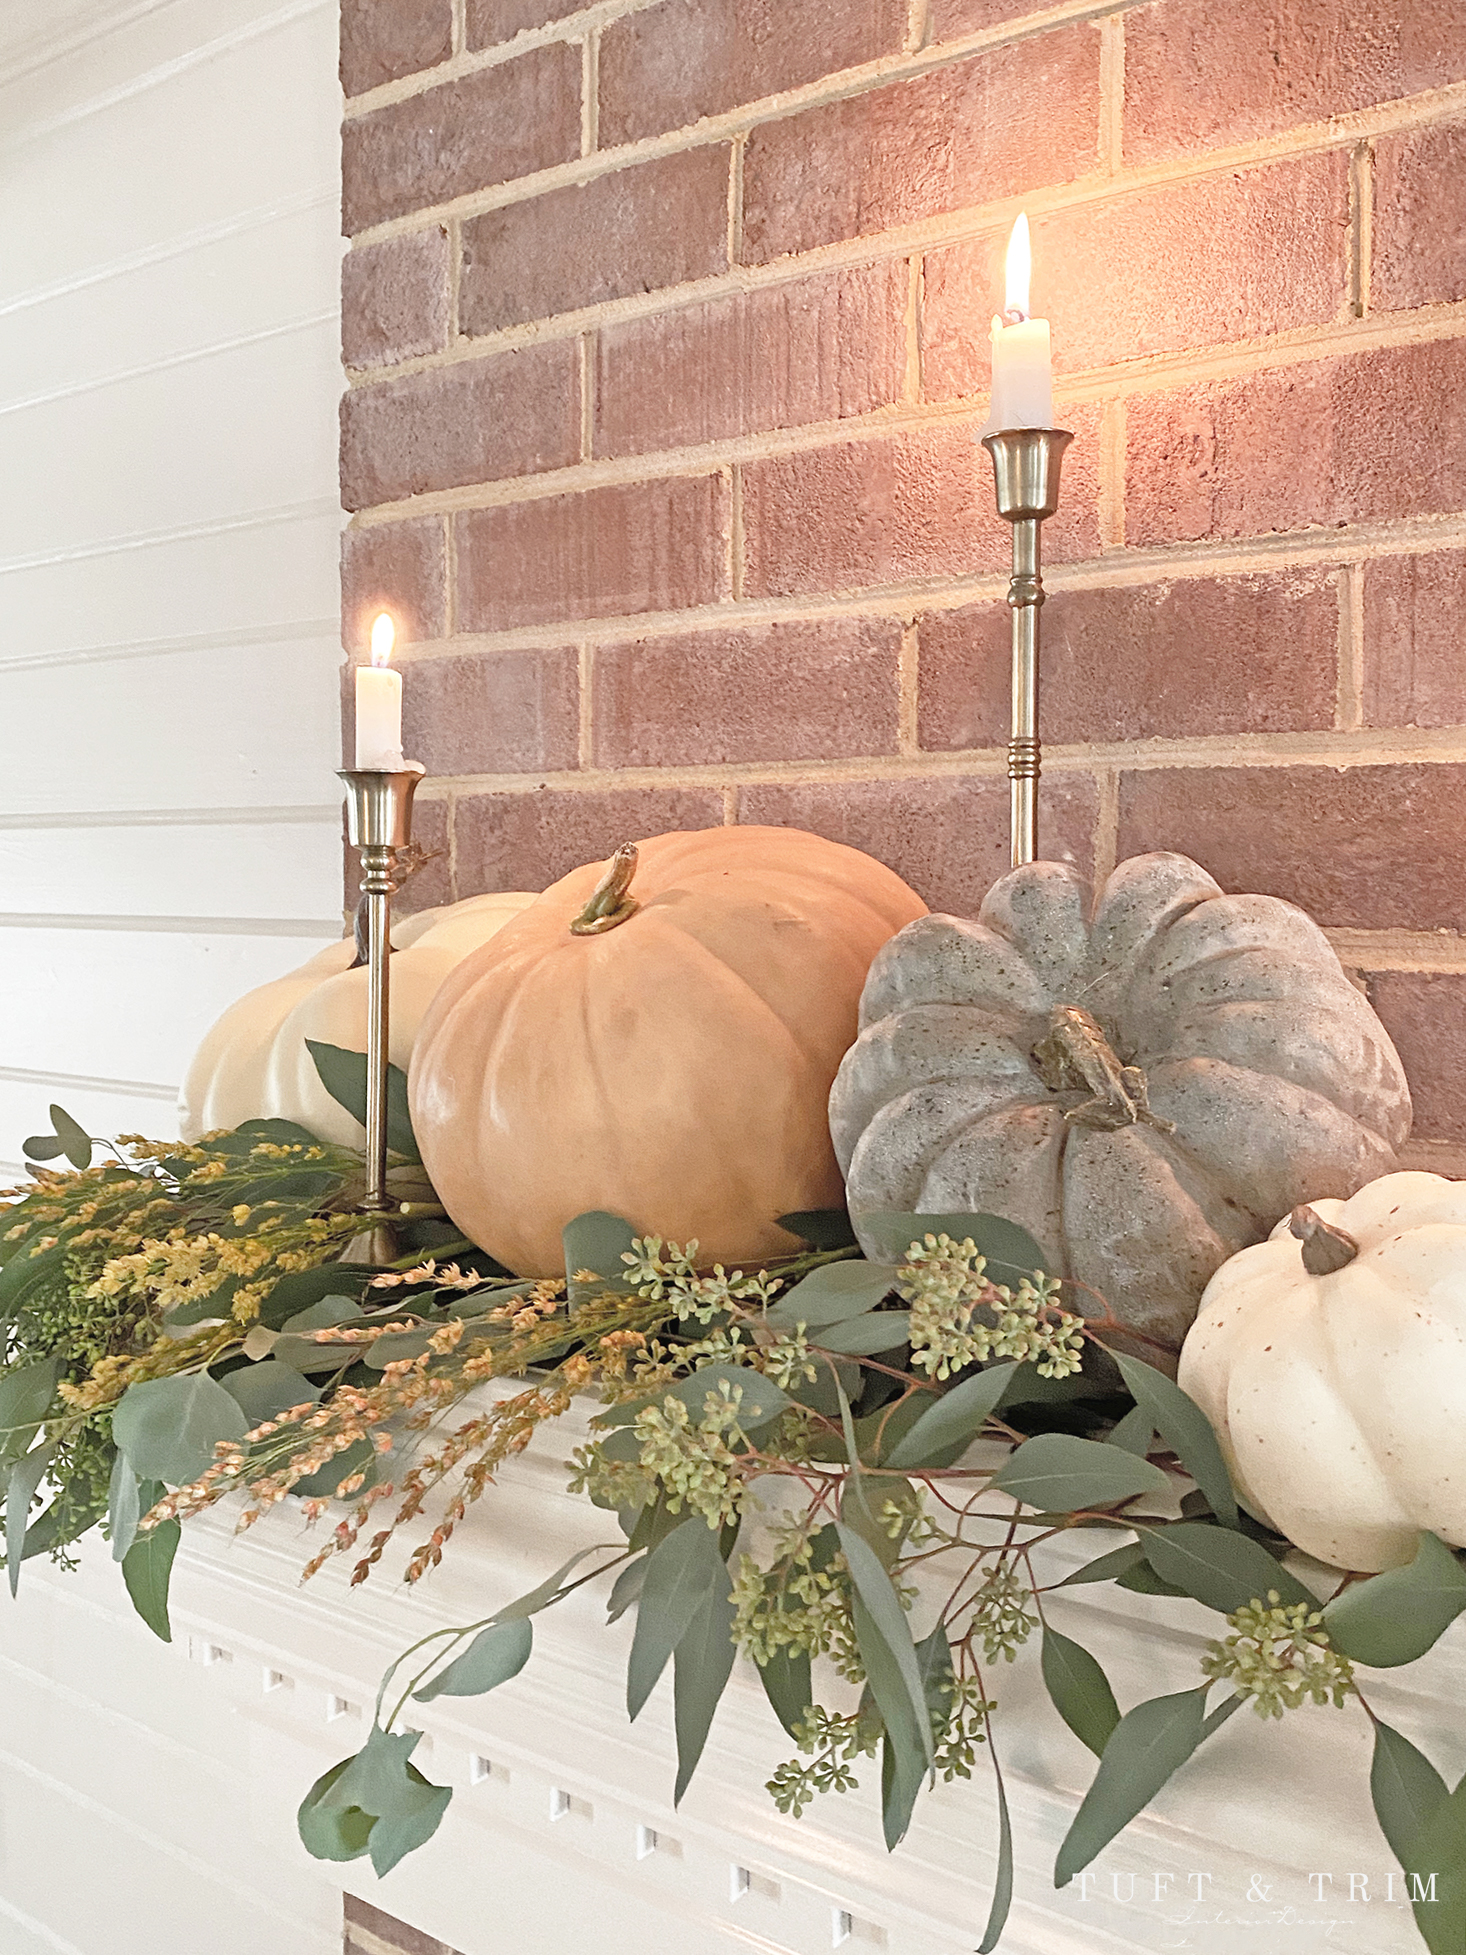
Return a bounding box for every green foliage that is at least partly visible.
[111,1373,249,1487]
[1324,1532,1466,1667]
[627,1519,729,1720]
[297,1726,450,1877]
[1110,1351,1239,1527]
[1141,1521,1317,1615]
[23,1105,94,1171]
[121,1481,179,1642]
[991,1432,1169,1511]
[413,1619,532,1701]
[1041,1627,1120,1757]
[305,1041,419,1162]
[1371,1720,1448,1869]
[1054,1686,1217,1887]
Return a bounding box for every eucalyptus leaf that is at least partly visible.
[1057,1540,1147,1588]
[111,1373,249,1487]
[758,1645,812,1740]
[885,1364,1018,1470]
[663,1363,790,1433]
[836,1523,935,1786]
[298,1758,374,1863]
[991,1433,1169,1513]
[1114,1557,1189,1598]
[764,1261,899,1330]
[814,1311,912,1355]
[220,1360,321,1427]
[1324,1532,1466,1667]
[49,1104,94,1171]
[856,1211,1053,1284]
[627,1520,726,1721]
[1371,1721,1449,1868]
[673,1553,737,1804]
[313,1724,451,1879]
[364,1329,434,1368]
[108,1450,141,1563]
[775,1210,859,1251]
[883,1624,952,1849]
[1404,1771,1466,1953]
[1054,1687,1211,1887]
[413,1618,533,1702]
[259,1266,375,1331]
[1143,1522,1317,1616]
[606,1555,647,1625]
[121,1489,179,1643]
[1113,1351,1239,1528]
[1042,1626,1120,1757]
[0,1357,62,1467]
[0,1244,64,1319]
[1105,1405,1154,1457]
[21,1134,64,1162]
[977,1741,1015,1955]
[563,1211,640,1303]
[305,1040,420,1161]
[5,1441,56,1597]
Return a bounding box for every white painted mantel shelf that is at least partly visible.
[3,1386,1457,1955]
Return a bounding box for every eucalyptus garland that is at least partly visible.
[1,1086,1463,1955]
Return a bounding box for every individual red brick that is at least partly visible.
[466,0,584,47]
[1116,762,1466,932]
[342,47,580,234]
[340,341,579,510]
[456,474,730,632]
[342,228,451,371]
[1126,340,1466,547]
[928,0,1066,33]
[739,773,1097,914]
[341,517,448,647]
[592,618,901,768]
[454,786,725,892]
[1362,552,1466,729]
[1373,122,1466,311]
[742,27,1099,264]
[1125,0,1466,163]
[919,569,1340,752]
[340,0,452,98]
[742,414,1100,601]
[343,794,453,915]
[743,427,990,599]
[598,0,907,147]
[1363,972,1466,1142]
[459,147,730,335]
[923,154,1348,391]
[344,1895,462,1955]
[594,264,906,459]
[402,646,580,775]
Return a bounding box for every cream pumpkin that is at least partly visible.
[409,827,928,1276]
[1178,1172,1466,1572]
[179,891,535,1147]
[830,852,1411,1357]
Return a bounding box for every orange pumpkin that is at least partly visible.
[409,828,928,1275]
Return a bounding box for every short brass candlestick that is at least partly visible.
[981,427,1073,868]
[339,767,421,1265]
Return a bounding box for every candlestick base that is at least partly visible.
[981,429,1074,869]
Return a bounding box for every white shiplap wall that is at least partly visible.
[0,0,345,1177]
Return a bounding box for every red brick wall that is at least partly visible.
[338,0,1466,1162]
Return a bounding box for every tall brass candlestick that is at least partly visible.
[339,767,421,1265]
[981,427,1073,868]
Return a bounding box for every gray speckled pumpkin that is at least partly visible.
[829,852,1412,1357]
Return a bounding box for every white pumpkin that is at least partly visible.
[1178,1172,1466,1572]
[178,891,535,1147]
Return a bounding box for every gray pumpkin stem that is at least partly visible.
[1288,1205,1361,1275]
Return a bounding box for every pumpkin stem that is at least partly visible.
[1288,1205,1361,1275]
[569,843,641,936]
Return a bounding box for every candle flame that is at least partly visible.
[369,611,396,668]
[1003,213,1032,322]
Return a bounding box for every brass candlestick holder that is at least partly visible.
[981,427,1074,868]
[339,766,422,1265]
